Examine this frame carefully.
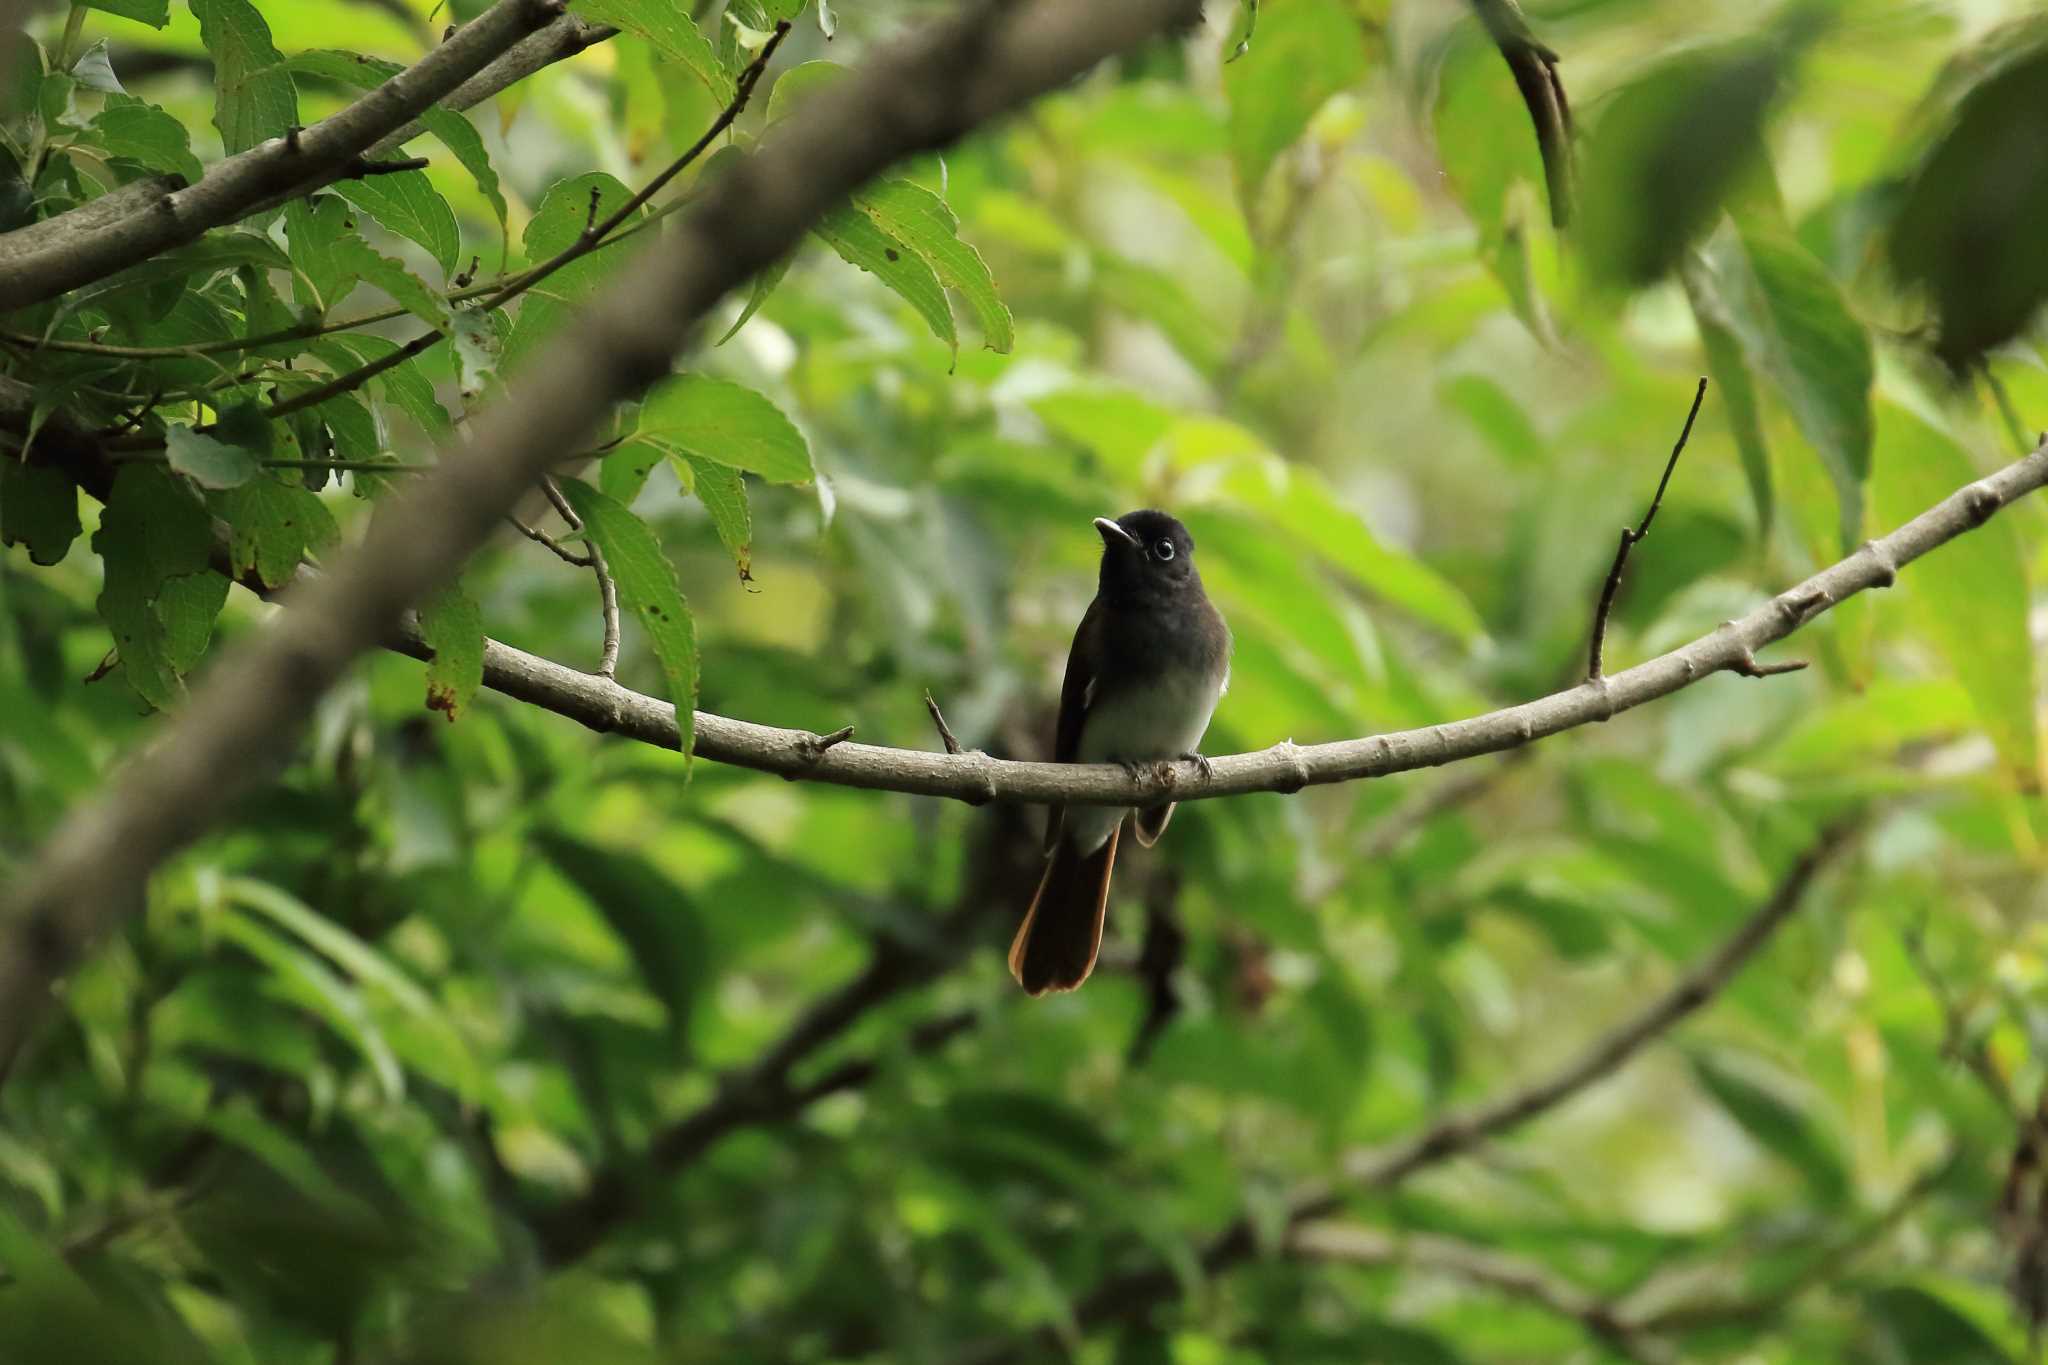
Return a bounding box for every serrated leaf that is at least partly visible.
[636,374,811,483]
[333,235,450,329]
[315,334,446,433]
[450,306,497,395]
[1873,404,2038,781]
[331,170,461,277]
[855,179,1012,352]
[765,58,846,125]
[418,579,483,722]
[0,459,81,565]
[286,195,358,314]
[716,249,792,344]
[190,0,295,154]
[599,438,664,504]
[680,454,752,582]
[1225,0,1364,205]
[533,831,709,1048]
[557,480,696,764]
[93,466,220,709]
[504,172,642,371]
[166,422,260,489]
[208,475,340,589]
[70,41,124,94]
[813,202,955,356]
[574,0,731,102]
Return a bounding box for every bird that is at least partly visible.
[1008,509,1231,995]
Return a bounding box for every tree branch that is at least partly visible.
[963,824,1854,1360]
[0,0,1207,1090]
[1588,377,1706,680]
[370,440,2048,806]
[0,0,565,310]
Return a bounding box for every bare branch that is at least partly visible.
[1588,378,1707,680]
[0,0,1209,1084]
[0,0,565,310]
[539,475,620,679]
[367,441,2044,807]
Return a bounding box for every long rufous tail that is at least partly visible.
[1008,826,1119,995]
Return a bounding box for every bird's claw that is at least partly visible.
[1118,759,1148,783]
[1179,750,1214,780]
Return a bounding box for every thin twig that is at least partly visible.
[1980,360,2035,459]
[1588,378,1707,681]
[265,20,794,423]
[507,515,593,567]
[541,476,620,679]
[925,690,965,755]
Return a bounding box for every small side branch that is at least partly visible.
[1588,378,1707,681]
[541,476,620,680]
[925,690,965,755]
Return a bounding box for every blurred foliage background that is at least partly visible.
[5,0,2048,1360]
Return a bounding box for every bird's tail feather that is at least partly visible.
[1008,825,1119,995]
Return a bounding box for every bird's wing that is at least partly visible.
[1044,597,1106,851]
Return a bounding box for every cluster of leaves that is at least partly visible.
[2,0,2048,1362]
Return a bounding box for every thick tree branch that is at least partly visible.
[0,0,564,311]
[963,825,1853,1360]
[375,440,2048,806]
[0,0,1205,1092]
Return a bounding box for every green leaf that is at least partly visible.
[715,249,791,345]
[331,170,462,277]
[680,454,752,582]
[1864,1284,2017,1364]
[0,460,81,565]
[1578,42,1783,288]
[212,911,403,1100]
[765,57,846,125]
[1872,404,2038,780]
[316,334,447,433]
[286,194,358,314]
[90,95,201,181]
[854,179,1013,352]
[92,466,221,708]
[419,579,483,722]
[533,832,709,1047]
[333,235,452,329]
[557,480,697,763]
[635,374,811,484]
[166,421,260,489]
[504,172,642,370]
[208,474,340,589]
[1431,19,1543,241]
[190,0,295,154]
[1681,254,1772,533]
[599,438,663,504]
[85,0,170,25]
[1889,43,2048,368]
[813,202,955,357]
[1702,221,1873,550]
[1224,0,1363,205]
[1686,1048,1849,1204]
[281,51,507,239]
[574,0,731,102]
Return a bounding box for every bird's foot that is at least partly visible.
[1179,750,1215,780]
[1118,759,1149,784]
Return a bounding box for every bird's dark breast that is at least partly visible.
[1095,591,1230,693]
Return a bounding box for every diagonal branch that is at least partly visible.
[0,0,1208,1090]
[0,0,565,311]
[961,824,1854,1361]
[1587,377,1706,680]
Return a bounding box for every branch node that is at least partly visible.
[1730,648,1807,679]
[794,725,856,767]
[1964,480,2003,526]
[957,750,999,807]
[284,124,303,153]
[1269,739,1312,794]
[1588,675,1616,721]
[924,690,964,755]
[1859,539,1898,587]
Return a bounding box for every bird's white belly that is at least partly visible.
[1065,671,1222,854]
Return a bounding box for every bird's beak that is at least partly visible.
[1093,516,1137,548]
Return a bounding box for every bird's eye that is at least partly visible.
[1153,540,1176,562]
